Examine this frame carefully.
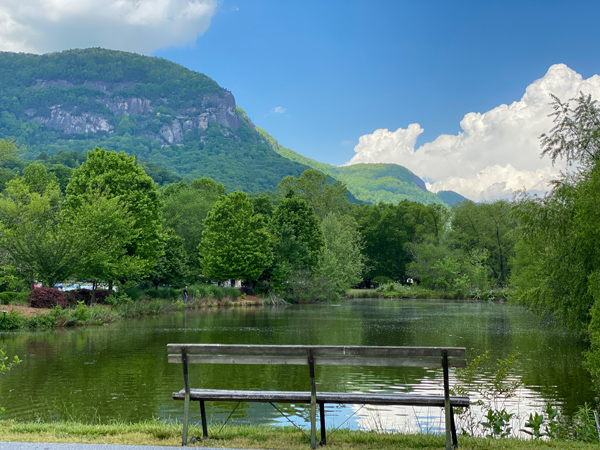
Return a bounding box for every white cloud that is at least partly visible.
[346,64,600,201]
[272,106,286,114]
[0,0,217,55]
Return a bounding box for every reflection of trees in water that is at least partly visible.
[0,300,592,426]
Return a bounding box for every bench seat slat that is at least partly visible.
[167,344,466,358]
[168,354,467,368]
[172,388,470,408]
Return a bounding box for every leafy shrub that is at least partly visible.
[28,287,68,309]
[0,310,25,330]
[106,292,133,305]
[66,289,112,306]
[223,287,241,299]
[145,287,179,300]
[0,292,18,305]
[122,286,143,301]
[26,314,56,329]
[284,270,338,303]
[372,276,392,287]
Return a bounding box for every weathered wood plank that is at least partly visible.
[167,354,467,368]
[172,389,470,408]
[167,344,466,358]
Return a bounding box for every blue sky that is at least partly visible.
[154,1,600,165]
[2,0,600,199]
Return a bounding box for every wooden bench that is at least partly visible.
[168,344,469,449]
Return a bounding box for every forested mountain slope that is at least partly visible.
[0,48,468,203]
[256,127,468,205]
[0,48,312,193]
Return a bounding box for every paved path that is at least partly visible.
[0,443,251,450]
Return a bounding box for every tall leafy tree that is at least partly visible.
[316,213,365,293]
[450,200,517,286]
[162,178,225,276]
[268,197,324,283]
[198,191,272,282]
[65,147,163,281]
[352,201,420,282]
[0,174,76,288]
[62,189,138,287]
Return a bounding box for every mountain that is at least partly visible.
[0,48,313,193]
[0,48,469,205]
[256,127,468,205]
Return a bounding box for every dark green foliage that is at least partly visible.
[0,292,17,304]
[65,289,112,306]
[268,197,324,287]
[0,48,222,111]
[450,200,516,286]
[28,287,68,308]
[65,147,163,281]
[0,310,26,330]
[199,191,272,282]
[352,201,424,281]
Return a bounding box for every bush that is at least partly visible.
[372,276,392,287]
[26,314,56,329]
[0,292,18,305]
[0,310,25,330]
[66,289,112,306]
[145,287,179,300]
[28,287,69,309]
[223,287,241,299]
[123,286,143,301]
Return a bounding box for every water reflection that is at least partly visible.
[0,299,592,435]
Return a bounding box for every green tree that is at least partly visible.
[268,197,324,285]
[162,178,224,277]
[450,200,516,286]
[146,228,188,287]
[316,213,365,294]
[198,191,272,282]
[65,148,163,281]
[352,201,421,282]
[62,189,138,287]
[511,94,600,337]
[0,175,77,288]
[0,139,22,165]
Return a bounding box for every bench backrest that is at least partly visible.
[167,344,467,368]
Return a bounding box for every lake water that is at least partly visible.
[0,299,593,435]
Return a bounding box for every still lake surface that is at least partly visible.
[0,299,593,434]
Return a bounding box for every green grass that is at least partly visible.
[0,421,597,449]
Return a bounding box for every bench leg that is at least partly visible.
[319,402,326,445]
[442,350,452,450]
[450,405,458,449]
[200,401,208,438]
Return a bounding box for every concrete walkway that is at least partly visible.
[0,443,252,450]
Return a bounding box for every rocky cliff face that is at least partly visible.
[29,80,244,144]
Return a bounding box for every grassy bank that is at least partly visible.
[346,285,508,301]
[0,285,268,331]
[0,421,597,449]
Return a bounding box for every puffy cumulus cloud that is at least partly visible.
[347,64,600,201]
[0,0,217,54]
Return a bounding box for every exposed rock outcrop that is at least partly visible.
[34,107,113,134]
[27,81,245,144]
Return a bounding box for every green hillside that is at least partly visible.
[0,48,469,204]
[256,127,467,205]
[0,48,312,193]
